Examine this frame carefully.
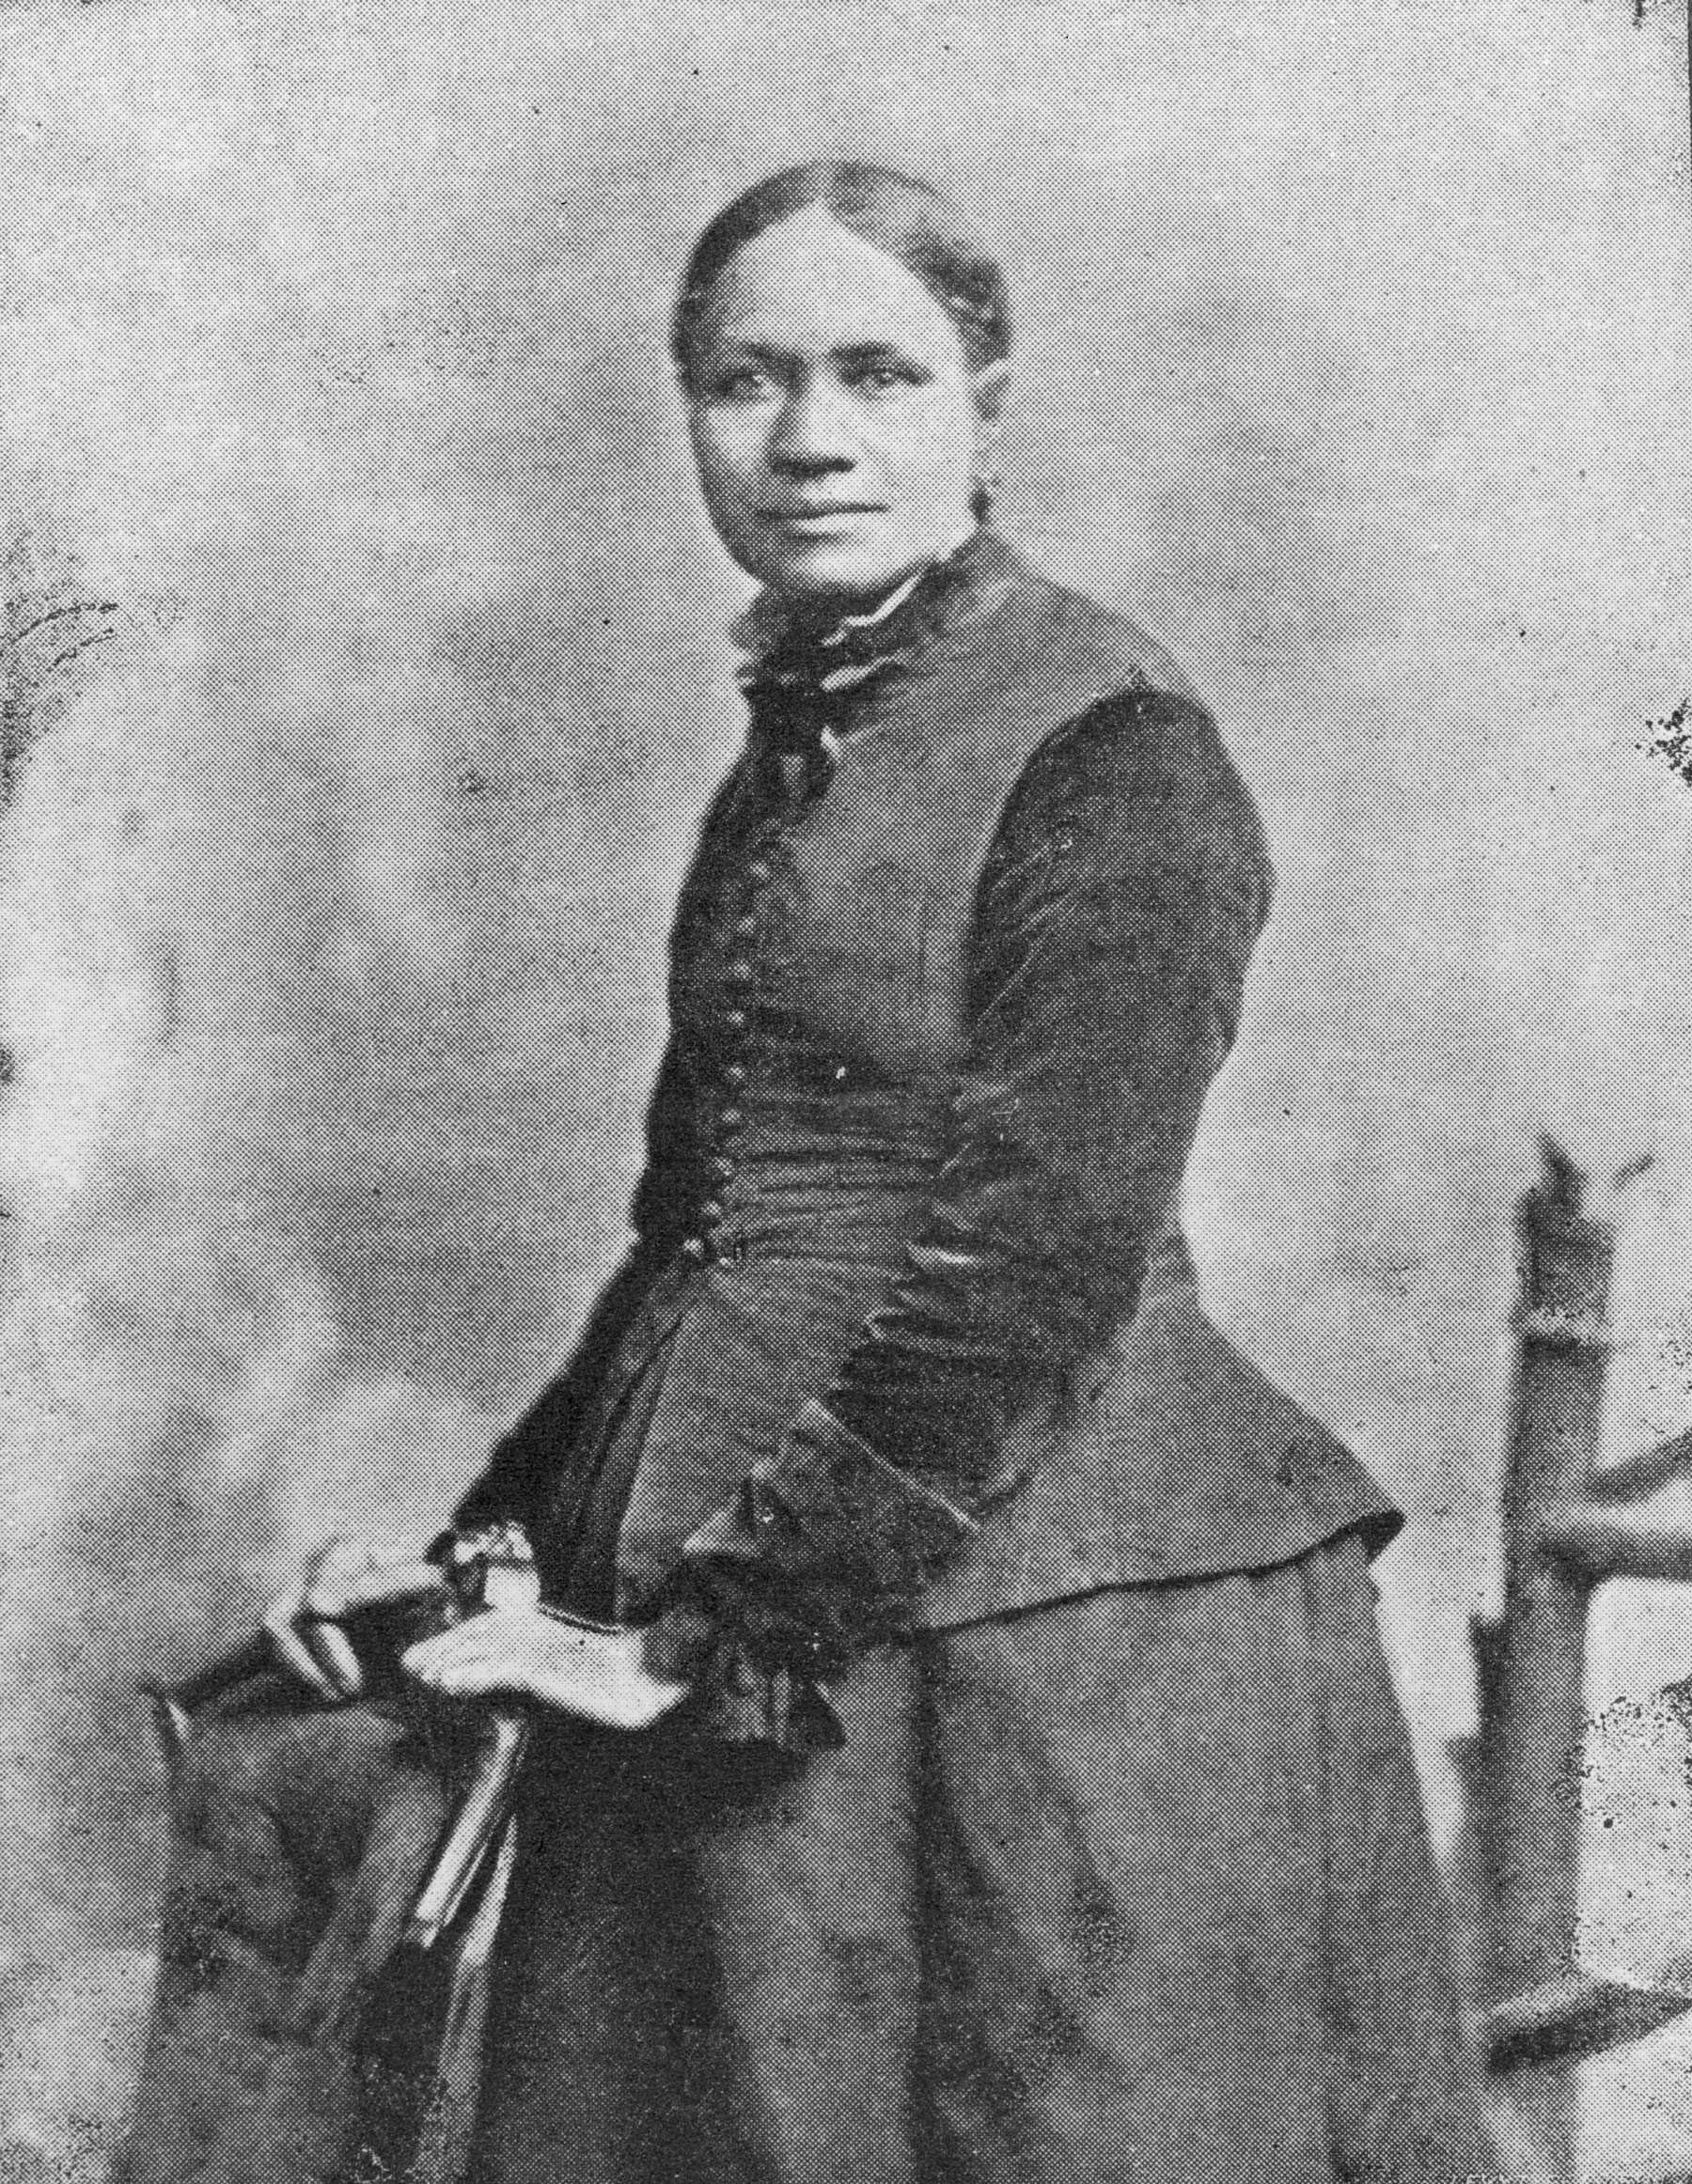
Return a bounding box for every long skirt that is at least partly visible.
[466,1535,1496,2184]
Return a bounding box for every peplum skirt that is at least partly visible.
[466,1260,1494,2184]
[468,1540,1493,2184]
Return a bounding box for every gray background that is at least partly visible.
[3,0,1690,2167]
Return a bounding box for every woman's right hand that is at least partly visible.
[262,1537,450,1702]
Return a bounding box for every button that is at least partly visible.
[744,857,773,888]
[698,1198,726,1230]
[721,1064,748,1091]
[722,1008,750,1037]
[724,958,754,988]
[717,1105,744,1134]
[709,1155,735,1185]
[680,1237,709,1264]
[731,913,759,941]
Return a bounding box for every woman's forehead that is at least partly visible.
[692,207,965,364]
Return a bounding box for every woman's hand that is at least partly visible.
[263,1537,449,1702]
[401,1609,692,1732]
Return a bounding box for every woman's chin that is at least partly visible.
[752,542,922,605]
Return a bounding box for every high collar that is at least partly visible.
[733,527,1018,705]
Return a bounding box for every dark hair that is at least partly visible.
[671,161,1012,388]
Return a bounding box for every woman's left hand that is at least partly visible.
[400,1609,691,1731]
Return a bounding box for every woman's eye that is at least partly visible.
[842,360,928,395]
[708,364,776,402]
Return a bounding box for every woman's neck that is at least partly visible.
[814,561,930,646]
[775,523,981,643]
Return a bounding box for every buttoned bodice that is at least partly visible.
[633,534,1189,1276]
[646,755,948,1277]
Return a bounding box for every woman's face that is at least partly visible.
[685,207,1002,603]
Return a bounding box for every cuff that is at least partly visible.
[641,1603,845,1755]
[677,1398,979,1665]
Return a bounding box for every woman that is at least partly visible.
[147,164,1494,2184]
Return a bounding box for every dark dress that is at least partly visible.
[445,530,1493,2183]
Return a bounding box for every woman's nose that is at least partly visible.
[767,379,856,473]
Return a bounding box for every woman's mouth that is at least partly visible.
[760,506,883,535]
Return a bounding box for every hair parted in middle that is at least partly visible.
[671,161,1013,393]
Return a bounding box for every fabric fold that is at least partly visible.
[672,1398,979,1676]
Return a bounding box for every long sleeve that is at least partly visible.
[661,691,1274,1677]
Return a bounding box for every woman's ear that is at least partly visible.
[972,358,1010,425]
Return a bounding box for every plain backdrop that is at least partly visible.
[2,0,1691,2164]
